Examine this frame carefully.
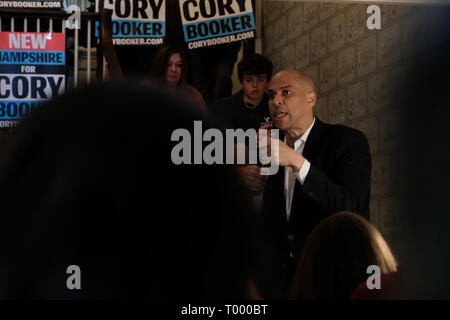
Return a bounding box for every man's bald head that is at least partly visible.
[268,69,317,134]
[272,69,316,95]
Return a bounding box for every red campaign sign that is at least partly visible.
[0,32,65,51]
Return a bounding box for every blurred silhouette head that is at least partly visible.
[0,81,252,299]
[290,211,397,300]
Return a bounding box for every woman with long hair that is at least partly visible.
[151,45,207,114]
[289,211,398,299]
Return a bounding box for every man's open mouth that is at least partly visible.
[273,111,287,119]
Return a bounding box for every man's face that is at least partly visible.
[241,73,268,103]
[267,71,312,132]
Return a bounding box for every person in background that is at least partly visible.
[289,211,398,300]
[217,54,273,131]
[217,54,273,200]
[151,45,207,114]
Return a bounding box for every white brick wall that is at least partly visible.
[262,1,447,256]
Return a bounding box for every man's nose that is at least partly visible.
[273,92,283,105]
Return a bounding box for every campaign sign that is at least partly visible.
[0,0,62,9]
[180,0,255,49]
[95,0,166,46]
[0,32,65,129]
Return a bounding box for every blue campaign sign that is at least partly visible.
[110,19,166,38]
[95,0,166,46]
[179,0,256,49]
[0,32,65,129]
[0,101,41,120]
[183,12,254,41]
[0,50,65,65]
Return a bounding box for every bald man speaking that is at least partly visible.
[257,69,371,298]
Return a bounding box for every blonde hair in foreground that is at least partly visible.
[290,211,397,299]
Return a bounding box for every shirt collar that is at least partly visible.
[292,117,316,150]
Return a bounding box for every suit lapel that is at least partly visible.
[301,117,326,163]
[269,164,289,228]
[289,118,326,223]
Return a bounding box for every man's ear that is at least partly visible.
[306,92,317,106]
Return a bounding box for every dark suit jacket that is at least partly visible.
[259,118,371,297]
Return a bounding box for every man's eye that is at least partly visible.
[177,64,183,68]
[282,89,291,96]
[268,92,276,100]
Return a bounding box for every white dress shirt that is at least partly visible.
[284,118,315,221]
